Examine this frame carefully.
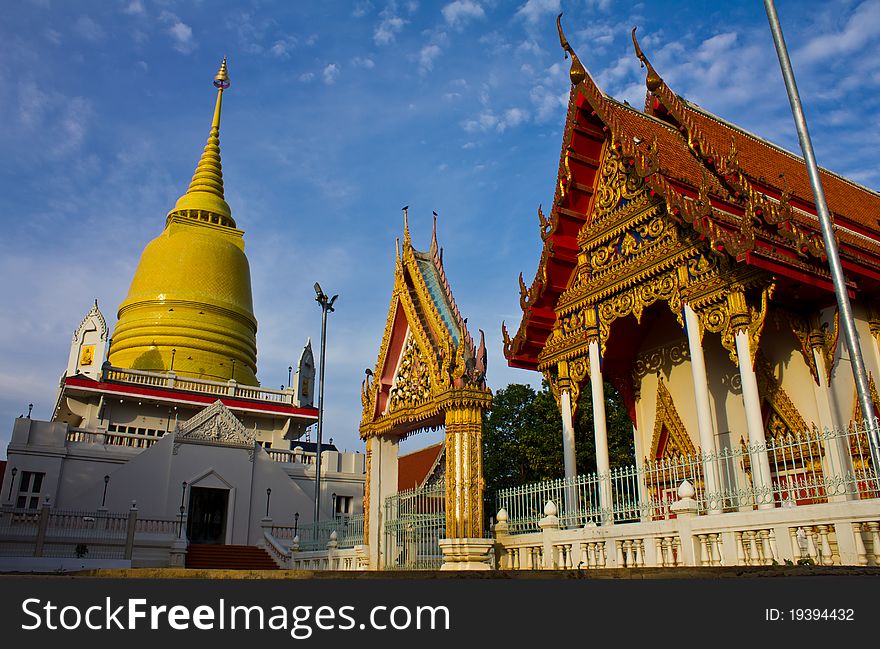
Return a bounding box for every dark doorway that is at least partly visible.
[186,487,229,544]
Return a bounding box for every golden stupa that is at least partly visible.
[108,59,259,385]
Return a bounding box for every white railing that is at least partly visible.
[493,497,880,569]
[0,505,179,562]
[260,520,366,571]
[264,449,315,465]
[102,366,299,406]
[66,428,160,449]
[496,421,879,532]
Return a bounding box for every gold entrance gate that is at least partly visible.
[359,212,492,569]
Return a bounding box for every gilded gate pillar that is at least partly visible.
[443,406,484,539]
[438,402,494,569]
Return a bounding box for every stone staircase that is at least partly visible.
[185,544,280,570]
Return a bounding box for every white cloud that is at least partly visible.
[74,16,105,42]
[501,107,528,129]
[352,56,376,69]
[18,81,49,128]
[374,4,406,45]
[517,39,543,56]
[16,81,92,157]
[44,28,61,46]
[299,71,316,82]
[353,1,374,18]
[124,0,145,16]
[442,1,485,28]
[530,84,567,122]
[323,63,340,85]
[270,37,297,59]
[419,44,442,74]
[159,11,196,54]
[797,0,880,64]
[462,107,530,133]
[586,0,612,11]
[515,0,560,24]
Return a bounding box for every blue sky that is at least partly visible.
[1,0,879,458]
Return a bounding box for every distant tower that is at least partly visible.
[66,300,108,380]
[293,339,316,407]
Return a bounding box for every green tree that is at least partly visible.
[482,381,635,516]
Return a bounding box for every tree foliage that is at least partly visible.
[482,381,635,503]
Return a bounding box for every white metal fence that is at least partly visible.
[384,483,445,569]
[496,421,879,533]
[274,514,365,551]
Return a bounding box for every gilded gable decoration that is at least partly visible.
[648,380,695,460]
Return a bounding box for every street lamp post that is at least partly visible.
[101,475,110,508]
[266,488,272,518]
[7,468,17,501]
[764,0,880,471]
[294,512,299,537]
[178,481,187,539]
[313,282,337,523]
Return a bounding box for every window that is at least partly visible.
[335,495,353,516]
[16,471,45,510]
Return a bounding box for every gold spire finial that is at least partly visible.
[402,205,411,245]
[632,27,662,93]
[556,13,586,86]
[214,56,230,90]
[168,58,233,225]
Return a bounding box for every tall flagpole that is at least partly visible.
[764,0,880,472]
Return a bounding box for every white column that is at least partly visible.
[734,330,774,510]
[588,339,612,522]
[367,434,399,569]
[560,389,577,481]
[684,304,721,513]
[813,349,853,501]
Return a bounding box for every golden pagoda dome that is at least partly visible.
[108,58,260,385]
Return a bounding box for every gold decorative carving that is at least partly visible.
[591,145,647,228]
[632,342,690,398]
[851,375,880,423]
[388,336,432,412]
[756,354,809,437]
[648,380,696,460]
[782,309,839,385]
[699,283,775,367]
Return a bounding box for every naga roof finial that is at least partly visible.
[556,13,586,86]
[632,27,662,93]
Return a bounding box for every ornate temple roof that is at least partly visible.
[360,210,490,438]
[503,17,880,371]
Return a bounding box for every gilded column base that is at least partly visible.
[438,538,495,571]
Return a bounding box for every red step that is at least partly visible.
[185,544,280,570]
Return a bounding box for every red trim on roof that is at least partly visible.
[63,376,318,419]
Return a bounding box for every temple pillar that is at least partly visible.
[366,434,399,569]
[560,389,577,481]
[588,339,613,522]
[812,344,853,501]
[683,304,721,513]
[733,329,775,510]
[439,406,492,570]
